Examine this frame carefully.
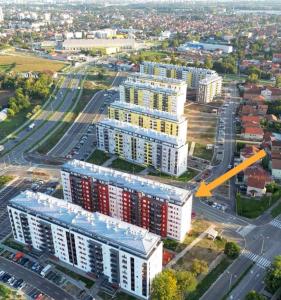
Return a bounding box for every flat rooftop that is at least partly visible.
[122,80,178,95]
[63,160,192,205]
[9,191,161,257]
[63,38,136,48]
[97,118,186,146]
[141,61,218,75]
[110,101,186,122]
[128,72,187,86]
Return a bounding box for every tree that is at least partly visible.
[204,57,213,69]
[265,255,281,293]
[176,270,197,299]
[161,41,169,50]
[245,290,266,300]
[247,73,259,83]
[191,259,209,276]
[151,269,178,300]
[276,75,281,88]
[224,242,241,259]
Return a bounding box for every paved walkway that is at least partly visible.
[102,156,116,167]
[165,225,215,268]
[189,141,196,156]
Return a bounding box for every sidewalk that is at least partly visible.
[165,225,215,268]
[102,156,116,167]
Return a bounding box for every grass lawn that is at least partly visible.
[0,54,66,73]
[52,188,63,199]
[87,150,110,165]
[193,143,213,161]
[0,175,13,189]
[87,66,117,89]
[2,237,25,252]
[53,264,95,288]
[0,107,33,141]
[148,169,198,182]
[174,236,227,272]
[167,219,211,253]
[109,158,145,174]
[271,202,281,218]
[188,258,232,300]
[0,283,25,300]
[236,192,281,218]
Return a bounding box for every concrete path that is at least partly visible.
[102,156,117,167]
[189,141,196,156]
[165,225,215,268]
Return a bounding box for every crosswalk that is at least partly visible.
[236,224,256,237]
[270,219,281,229]
[241,249,271,269]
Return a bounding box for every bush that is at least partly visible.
[224,242,240,259]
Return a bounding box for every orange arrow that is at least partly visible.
[196,149,266,197]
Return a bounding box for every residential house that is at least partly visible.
[272,159,281,180]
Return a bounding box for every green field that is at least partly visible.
[237,192,281,218]
[87,150,110,165]
[193,143,213,161]
[271,202,281,218]
[149,169,198,182]
[0,176,13,189]
[188,258,232,300]
[110,158,145,173]
[0,54,66,73]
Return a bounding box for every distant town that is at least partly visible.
[0,1,280,300]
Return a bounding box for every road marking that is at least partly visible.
[241,249,271,269]
[270,219,281,229]
[237,224,256,237]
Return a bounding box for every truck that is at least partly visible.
[40,264,52,277]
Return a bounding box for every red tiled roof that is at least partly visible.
[241,145,260,158]
[247,177,267,189]
[272,159,281,170]
[241,115,261,123]
[243,127,264,135]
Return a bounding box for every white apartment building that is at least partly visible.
[197,74,222,103]
[119,81,186,116]
[8,191,163,300]
[127,73,187,97]
[140,61,222,102]
[96,119,188,176]
[61,160,193,242]
[108,101,188,138]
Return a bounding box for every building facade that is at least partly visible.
[96,72,188,176]
[61,160,193,242]
[8,191,163,300]
[108,101,187,138]
[140,61,222,103]
[96,119,188,176]
[119,81,186,116]
[197,75,222,103]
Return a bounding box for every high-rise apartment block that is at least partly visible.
[8,191,163,300]
[61,160,193,242]
[140,61,222,103]
[96,72,188,176]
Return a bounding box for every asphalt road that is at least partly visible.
[0,256,74,300]
[48,72,125,159]
[0,69,84,166]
